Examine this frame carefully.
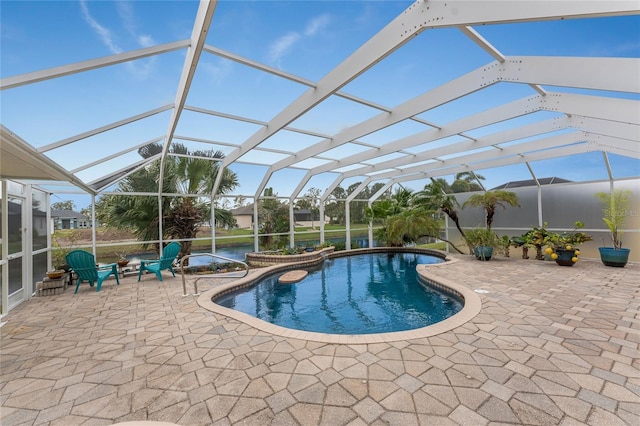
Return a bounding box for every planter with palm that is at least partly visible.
[464,227,499,261]
[595,189,632,267]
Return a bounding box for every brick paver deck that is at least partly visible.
[1,255,639,425]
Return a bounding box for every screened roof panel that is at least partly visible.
[357,119,435,147]
[185,54,310,121]
[290,158,336,170]
[461,111,567,140]
[529,152,612,183]
[474,15,640,57]
[174,109,262,143]
[339,26,492,106]
[234,149,290,167]
[288,94,382,136]
[256,129,325,152]
[1,0,638,202]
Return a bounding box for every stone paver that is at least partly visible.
[1,255,639,425]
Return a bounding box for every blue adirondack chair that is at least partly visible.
[66,250,120,294]
[138,242,181,282]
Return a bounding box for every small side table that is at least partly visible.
[118,262,140,278]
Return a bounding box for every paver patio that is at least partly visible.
[1,254,639,425]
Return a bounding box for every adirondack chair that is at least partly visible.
[138,242,181,282]
[65,250,120,294]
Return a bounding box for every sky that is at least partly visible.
[1,0,639,210]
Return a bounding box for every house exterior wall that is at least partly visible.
[234,215,253,229]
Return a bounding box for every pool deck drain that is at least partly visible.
[1,254,639,425]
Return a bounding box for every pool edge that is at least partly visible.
[196,249,482,344]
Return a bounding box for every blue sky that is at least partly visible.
[1,1,639,210]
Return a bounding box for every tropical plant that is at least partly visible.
[51,229,81,270]
[542,221,592,265]
[384,209,441,247]
[96,142,239,261]
[462,190,520,229]
[464,227,499,248]
[498,235,512,257]
[452,171,485,193]
[413,179,469,249]
[366,188,413,220]
[259,187,290,250]
[464,227,499,260]
[513,225,551,260]
[595,189,632,249]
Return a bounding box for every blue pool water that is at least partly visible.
[215,252,462,335]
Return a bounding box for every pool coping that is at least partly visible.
[196,248,482,344]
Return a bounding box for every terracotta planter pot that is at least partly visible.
[46,270,65,279]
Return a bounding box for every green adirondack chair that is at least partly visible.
[138,242,181,282]
[65,250,120,294]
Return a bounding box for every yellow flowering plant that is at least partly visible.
[543,221,592,264]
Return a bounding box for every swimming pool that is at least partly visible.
[214,252,462,335]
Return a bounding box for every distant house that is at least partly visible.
[491,177,572,190]
[293,208,328,228]
[230,205,255,229]
[51,209,90,230]
[230,204,329,229]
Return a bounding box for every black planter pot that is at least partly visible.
[473,246,493,261]
[598,247,630,268]
[554,248,577,266]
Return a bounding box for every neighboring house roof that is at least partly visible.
[230,205,254,216]
[51,209,87,220]
[491,177,572,190]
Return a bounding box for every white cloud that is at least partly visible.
[117,1,155,47]
[267,14,331,65]
[138,34,154,48]
[268,32,301,63]
[304,14,330,36]
[79,0,155,78]
[201,58,234,85]
[79,0,122,55]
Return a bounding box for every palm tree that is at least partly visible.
[384,209,442,247]
[455,171,485,183]
[97,142,239,260]
[366,188,413,220]
[462,190,520,229]
[96,159,172,252]
[413,179,468,250]
[452,172,485,193]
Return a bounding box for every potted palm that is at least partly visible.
[465,227,499,261]
[595,189,632,267]
[543,221,592,266]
